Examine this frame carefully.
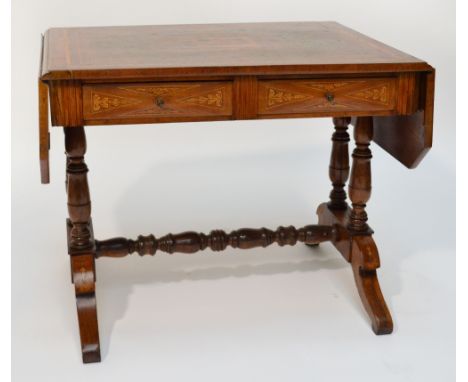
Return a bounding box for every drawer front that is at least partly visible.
[258,78,397,115]
[83,81,233,121]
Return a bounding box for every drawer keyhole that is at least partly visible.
[325,92,335,103]
[155,97,165,107]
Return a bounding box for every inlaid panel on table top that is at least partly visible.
[40,21,432,80]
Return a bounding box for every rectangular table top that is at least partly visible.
[38,21,436,184]
[40,21,432,80]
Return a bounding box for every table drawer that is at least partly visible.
[83,81,233,121]
[258,78,397,115]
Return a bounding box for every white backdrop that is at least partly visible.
[12,1,455,381]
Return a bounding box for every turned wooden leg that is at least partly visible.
[65,126,101,363]
[348,116,392,334]
[328,117,351,210]
[348,117,373,234]
[317,116,393,335]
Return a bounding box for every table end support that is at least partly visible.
[313,115,393,335]
[65,126,102,363]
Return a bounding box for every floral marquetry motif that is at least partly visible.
[258,78,396,115]
[348,86,389,104]
[182,89,224,108]
[92,93,141,112]
[83,81,233,121]
[267,88,310,106]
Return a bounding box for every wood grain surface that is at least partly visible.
[258,78,397,115]
[38,22,436,361]
[40,22,431,80]
[83,81,233,122]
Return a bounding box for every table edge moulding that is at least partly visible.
[37,21,435,363]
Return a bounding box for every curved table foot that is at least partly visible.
[71,254,101,363]
[317,202,393,335]
[351,236,393,335]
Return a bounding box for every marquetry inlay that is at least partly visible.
[83,81,232,120]
[313,101,348,108]
[304,82,351,92]
[124,86,195,97]
[348,86,389,103]
[258,79,396,115]
[182,89,224,108]
[267,88,310,106]
[92,93,141,112]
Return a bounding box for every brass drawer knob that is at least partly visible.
[325,92,335,103]
[155,97,165,107]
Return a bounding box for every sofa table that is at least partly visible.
[38,21,435,363]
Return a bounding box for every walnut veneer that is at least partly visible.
[38,21,435,363]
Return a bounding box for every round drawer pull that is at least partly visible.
[325,92,335,103]
[155,97,165,107]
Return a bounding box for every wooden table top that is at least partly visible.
[40,21,432,80]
